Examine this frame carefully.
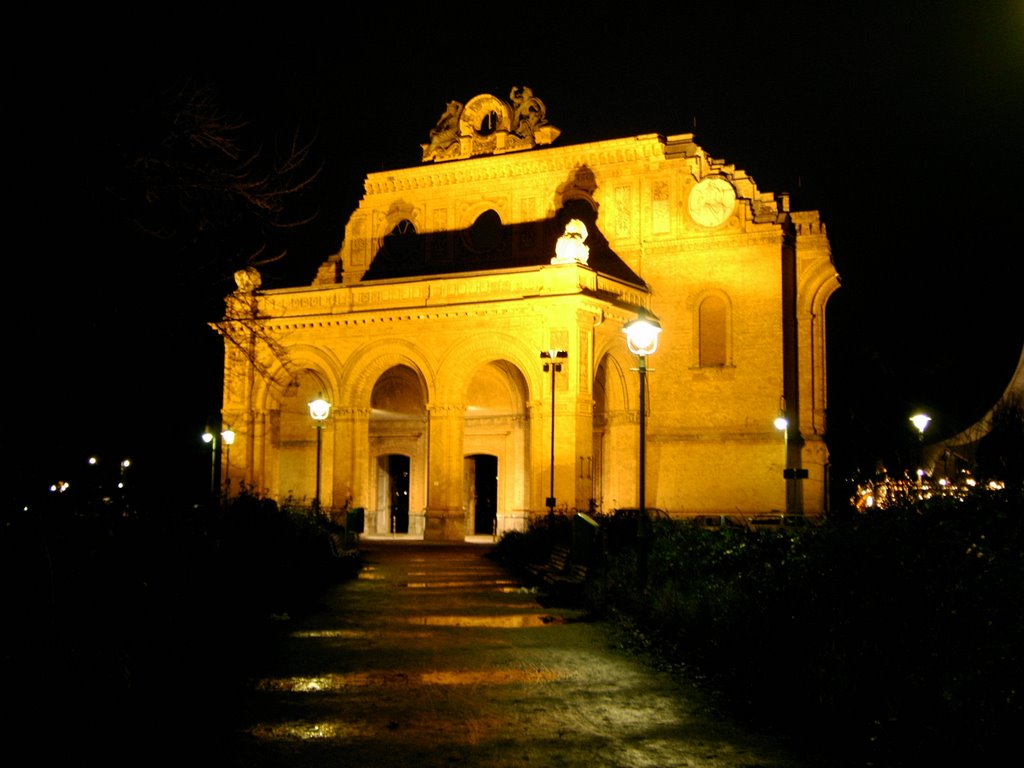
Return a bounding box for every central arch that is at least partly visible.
[370,364,428,536]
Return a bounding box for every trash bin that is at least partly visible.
[572,512,600,565]
[346,507,365,547]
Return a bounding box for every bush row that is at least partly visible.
[491,494,1023,767]
[2,489,358,741]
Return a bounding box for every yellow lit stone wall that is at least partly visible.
[216,97,839,540]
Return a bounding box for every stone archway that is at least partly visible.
[593,351,632,515]
[369,365,428,536]
[276,371,333,508]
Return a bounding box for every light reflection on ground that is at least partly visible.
[289,629,374,639]
[254,666,567,693]
[290,628,436,640]
[405,580,518,588]
[288,613,561,638]
[245,720,365,740]
[405,613,564,627]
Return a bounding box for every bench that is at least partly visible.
[544,562,588,589]
[525,545,589,605]
[525,545,571,582]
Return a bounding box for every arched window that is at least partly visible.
[698,294,728,367]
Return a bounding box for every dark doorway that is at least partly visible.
[470,454,497,535]
[387,454,410,533]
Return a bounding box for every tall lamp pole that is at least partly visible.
[309,396,332,513]
[540,350,567,524]
[221,427,236,496]
[910,412,931,495]
[774,399,790,514]
[623,310,662,591]
[201,429,217,498]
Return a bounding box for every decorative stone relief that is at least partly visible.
[615,186,632,237]
[233,266,261,293]
[688,177,737,227]
[652,180,671,234]
[421,87,560,163]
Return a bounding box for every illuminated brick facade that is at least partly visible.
[215,89,839,540]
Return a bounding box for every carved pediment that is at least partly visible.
[421,86,561,163]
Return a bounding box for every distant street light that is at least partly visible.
[910,412,931,436]
[623,309,662,591]
[540,350,567,524]
[309,396,331,512]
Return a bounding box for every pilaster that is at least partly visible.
[425,403,467,540]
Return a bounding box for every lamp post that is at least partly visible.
[774,399,790,515]
[623,309,662,591]
[201,429,217,497]
[221,427,236,496]
[910,412,931,494]
[118,458,131,510]
[309,396,331,513]
[540,350,567,524]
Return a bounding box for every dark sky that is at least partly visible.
[10,4,1023,505]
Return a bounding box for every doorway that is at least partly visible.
[467,454,497,535]
[384,454,410,533]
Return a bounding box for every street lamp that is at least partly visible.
[623,309,662,590]
[910,412,931,493]
[221,427,236,495]
[202,428,218,497]
[540,350,567,524]
[775,398,790,515]
[309,396,331,512]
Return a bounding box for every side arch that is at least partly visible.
[339,339,437,409]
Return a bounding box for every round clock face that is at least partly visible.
[688,177,737,227]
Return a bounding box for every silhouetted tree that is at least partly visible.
[976,393,1024,493]
[86,77,322,296]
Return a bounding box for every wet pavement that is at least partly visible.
[211,538,811,767]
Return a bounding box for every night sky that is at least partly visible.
[10,4,1023,506]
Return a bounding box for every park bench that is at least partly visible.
[524,545,589,605]
[525,545,571,582]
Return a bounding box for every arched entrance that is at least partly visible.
[370,365,427,536]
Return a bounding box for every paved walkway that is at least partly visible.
[217,539,811,767]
